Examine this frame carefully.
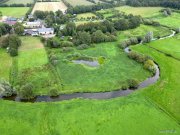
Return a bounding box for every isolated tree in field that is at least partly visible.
[14,23,24,35]
[8,35,21,57]
[143,31,153,43]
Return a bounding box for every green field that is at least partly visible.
[131,42,180,121]
[3,0,33,5]
[54,42,151,93]
[0,49,12,80]
[65,0,94,7]
[146,34,180,59]
[153,12,180,28]
[118,24,172,41]
[0,7,29,18]
[115,6,163,18]
[18,37,48,70]
[76,13,97,19]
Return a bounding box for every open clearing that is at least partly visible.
[115,6,163,18]
[76,13,97,19]
[0,49,12,80]
[32,2,67,14]
[3,0,34,5]
[0,7,29,18]
[54,42,151,93]
[147,34,180,59]
[18,37,48,70]
[65,0,94,7]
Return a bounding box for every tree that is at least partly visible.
[143,31,153,43]
[66,22,76,36]
[73,31,91,45]
[18,83,35,100]
[91,30,106,43]
[114,19,129,30]
[0,80,15,97]
[14,22,24,35]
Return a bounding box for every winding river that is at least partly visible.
[0,30,176,102]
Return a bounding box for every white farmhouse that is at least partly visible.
[25,21,41,28]
[38,28,54,35]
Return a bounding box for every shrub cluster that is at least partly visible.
[18,83,35,100]
[119,37,139,49]
[128,51,156,73]
[0,80,15,97]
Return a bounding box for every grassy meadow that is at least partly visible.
[65,0,94,7]
[118,24,172,41]
[0,94,179,135]
[76,13,97,19]
[54,42,151,93]
[0,49,12,80]
[115,6,163,18]
[18,37,48,70]
[0,7,29,18]
[147,34,180,59]
[132,43,180,121]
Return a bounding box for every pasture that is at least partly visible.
[0,49,12,80]
[0,7,29,18]
[146,34,180,59]
[115,6,163,18]
[153,12,180,28]
[65,0,94,7]
[54,42,151,93]
[18,36,48,70]
[76,13,97,19]
[118,24,172,41]
[32,2,67,14]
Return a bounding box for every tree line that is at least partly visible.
[126,0,180,9]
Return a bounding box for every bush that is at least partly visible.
[127,79,139,89]
[61,47,74,53]
[49,88,59,97]
[121,84,129,90]
[144,59,156,74]
[0,80,15,97]
[18,83,35,100]
[9,48,18,57]
[76,44,89,50]
[60,41,74,47]
[128,51,148,63]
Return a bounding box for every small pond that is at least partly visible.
[72,60,99,67]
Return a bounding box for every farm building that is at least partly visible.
[25,21,42,28]
[3,17,17,26]
[38,28,54,35]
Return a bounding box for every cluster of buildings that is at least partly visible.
[1,15,55,38]
[23,20,54,36]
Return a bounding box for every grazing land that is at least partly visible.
[153,12,180,28]
[117,25,172,43]
[147,34,180,59]
[54,43,151,93]
[18,36,48,70]
[0,94,180,135]
[32,2,67,14]
[115,6,163,18]
[76,13,97,19]
[0,7,29,17]
[64,0,94,7]
[0,49,12,80]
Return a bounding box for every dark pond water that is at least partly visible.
[72,60,99,67]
